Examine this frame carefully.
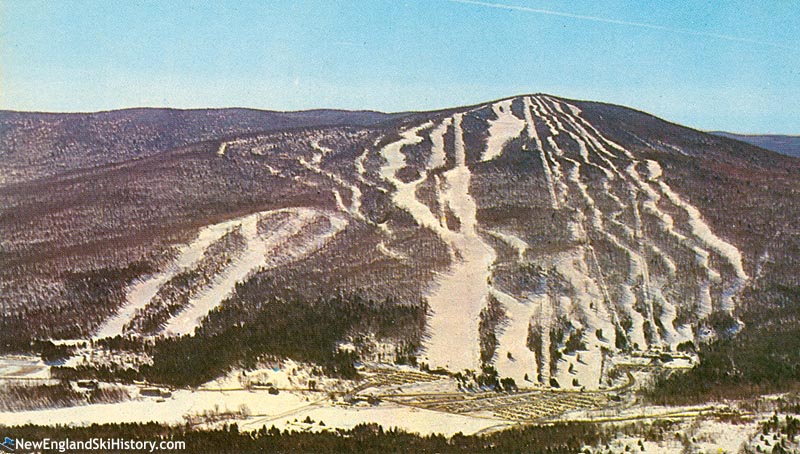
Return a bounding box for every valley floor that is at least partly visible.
[1,355,796,453]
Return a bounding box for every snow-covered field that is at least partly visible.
[0,387,310,427]
[0,363,505,437]
[0,357,780,450]
[0,356,50,380]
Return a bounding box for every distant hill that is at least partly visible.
[711,131,800,158]
[0,107,403,185]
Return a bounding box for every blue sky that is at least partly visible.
[1,0,798,133]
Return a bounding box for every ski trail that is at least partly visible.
[657,176,748,313]
[550,99,625,179]
[547,97,634,160]
[532,98,632,375]
[625,159,732,317]
[625,160,715,329]
[562,156,605,230]
[354,148,370,183]
[429,118,452,170]
[378,121,444,235]
[547,98,616,161]
[546,95,702,350]
[530,96,559,137]
[354,146,392,194]
[94,217,245,339]
[534,96,566,132]
[627,182,662,347]
[552,250,613,388]
[529,97,568,204]
[216,138,251,157]
[98,208,347,339]
[310,141,332,165]
[487,229,527,262]
[482,100,525,162]
[422,113,497,371]
[491,289,540,384]
[537,294,552,384]
[379,116,497,371]
[298,153,363,220]
[434,174,447,227]
[540,98,614,180]
[523,97,558,209]
[556,96,697,351]
[652,284,694,345]
[627,162,694,255]
[332,189,348,213]
[620,283,647,349]
[165,209,347,336]
[554,100,702,347]
[163,213,264,336]
[377,241,406,260]
[262,212,349,268]
[540,147,620,380]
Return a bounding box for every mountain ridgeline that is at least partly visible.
[1,95,799,394]
[710,131,800,159]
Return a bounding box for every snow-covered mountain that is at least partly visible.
[2,94,798,390]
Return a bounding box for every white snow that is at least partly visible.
[523,97,558,209]
[0,388,310,427]
[332,189,348,212]
[552,99,621,172]
[205,359,343,393]
[244,401,507,436]
[378,116,498,372]
[216,138,250,157]
[378,122,443,234]
[0,355,50,379]
[164,213,264,336]
[645,159,663,180]
[428,117,452,170]
[310,141,332,165]
[658,180,748,313]
[97,207,348,339]
[547,96,634,160]
[354,147,371,185]
[165,209,347,336]
[481,100,525,162]
[487,229,528,262]
[491,289,540,385]
[551,250,614,389]
[0,368,504,437]
[422,114,497,372]
[376,241,406,260]
[298,156,363,220]
[95,215,247,339]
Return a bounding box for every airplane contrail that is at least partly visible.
[447,0,797,51]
